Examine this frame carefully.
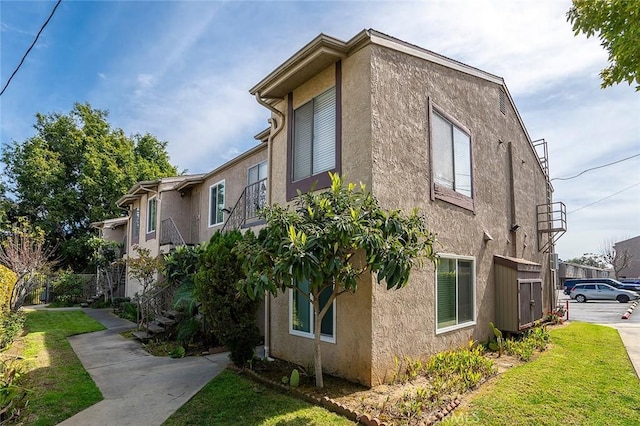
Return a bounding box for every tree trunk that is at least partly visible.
[313,295,324,388]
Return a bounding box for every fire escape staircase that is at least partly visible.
[533,139,567,253]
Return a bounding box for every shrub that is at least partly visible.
[0,359,29,423]
[119,302,138,322]
[195,231,261,366]
[0,266,16,311]
[51,271,85,306]
[0,311,25,350]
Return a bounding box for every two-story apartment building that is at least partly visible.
[249,29,564,386]
[99,29,564,387]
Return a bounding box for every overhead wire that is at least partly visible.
[567,182,640,214]
[0,0,63,97]
[551,152,640,181]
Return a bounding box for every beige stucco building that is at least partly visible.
[99,29,565,387]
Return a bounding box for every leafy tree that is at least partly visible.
[567,0,640,90]
[127,246,164,327]
[236,173,437,387]
[1,102,179,271]
[195,231,261,366]
[0,218,55,311]
[564,253,607,269]
[88,236,125,303]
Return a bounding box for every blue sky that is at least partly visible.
[1,0,638,261]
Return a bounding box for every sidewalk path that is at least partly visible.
[612,324,640,380]
[59,309,229,426]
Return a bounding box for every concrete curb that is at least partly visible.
[621,300,639,320]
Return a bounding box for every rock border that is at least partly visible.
[229,365,462,425]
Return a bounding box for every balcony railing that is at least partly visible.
[160,217,186,247]
[223,178,267,231]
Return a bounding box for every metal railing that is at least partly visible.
[223,178,267,231]
[160,217,186,247]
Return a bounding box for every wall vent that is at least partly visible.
[499,89,506,115]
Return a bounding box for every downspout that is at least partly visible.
[255,92,285,360]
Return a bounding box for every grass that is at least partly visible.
[163,370,355,425]
[10,309,105,425]
[451,322,640,425]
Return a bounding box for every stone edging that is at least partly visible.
[622,300,639,320]
[229,365,461,425]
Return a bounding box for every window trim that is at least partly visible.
[146,197,157,238]
[286,61,342,201]
[208,179,225,227]
[435,253,476,335]
[288,286,336,344]
[428,98,475,212]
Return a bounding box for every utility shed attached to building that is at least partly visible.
[494,255,543,333]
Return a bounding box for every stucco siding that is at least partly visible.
[366,44,549,384]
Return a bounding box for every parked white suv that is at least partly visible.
[569,283,639,303]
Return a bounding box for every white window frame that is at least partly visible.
[146,197,157,234]
[288,285,336,344]
[435,254,476,334]
[208,180,225,227]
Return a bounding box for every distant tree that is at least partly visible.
[567,0,640,90]
[601,239,632,279]
[564,253,607,269]
[0,218,56,311]
[1,103,179,271]
[236,173,437,388]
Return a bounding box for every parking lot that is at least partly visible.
[557,291,640,325]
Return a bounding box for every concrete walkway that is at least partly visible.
[613,324,640,380]
[59,309,229,426]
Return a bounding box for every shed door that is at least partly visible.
[518,279,543,329]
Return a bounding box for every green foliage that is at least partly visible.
[164,244,204,288]
[169,345,186,359]
[175,317,201,345]
[0,311,25,350]
[567,0,640,90]
[195,231,260,367]
[0,265,16,311]
[0,102,179,271]
[289,369,300,388]
[564,252,607,268]
[119,302,138,322]
[236,172,437,387]
[488,322,504,357]
[0,360,29,423]
[51,271,86,306]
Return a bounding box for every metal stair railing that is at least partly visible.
[222,178,267,232]
[160,217,186,247]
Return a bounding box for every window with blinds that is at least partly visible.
[293,87,336,182]
[432,111,472,198]
[436,256,475,332]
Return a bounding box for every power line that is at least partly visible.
[568,182,640,214]
[0,0,62,97]
[551,153,640,181]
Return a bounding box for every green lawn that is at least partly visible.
[451,322,640,425]
[163,370,354,425]
[15,309,105,426]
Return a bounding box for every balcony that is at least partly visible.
[223,178,267,231]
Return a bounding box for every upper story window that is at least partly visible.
[209,180,225,226]
[146,197,157,234]
[436,255,476,333]
[286,62,341,200]
[131,208,140,244]
[248,161,267,185]
[293,86,336,181]
[429,102,474,211]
